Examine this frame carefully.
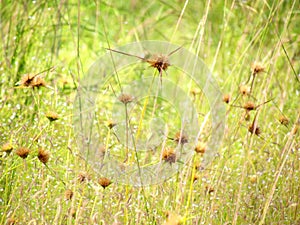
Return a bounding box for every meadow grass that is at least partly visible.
[0,0,299,224]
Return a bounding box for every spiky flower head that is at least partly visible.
[37,148,50,164]
[46,111,59,122]
[16,147,30,159]
[98,177,112,189]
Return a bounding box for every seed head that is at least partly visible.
[243,101,255,111]
[222,94,230,104]
[37,148,50,164]
[239,85,250,96]
[107,120,117,129]
[6,218,16,225]
[78,172,91,183]
[162,147,176,164]
[118,93,134,104]
[174,132,188,145]
[46,111,59,122]
[19,74,46,88]
[147,54,170,74]
[251,62,265,75]
[65,189,73,200]
[279,115,289,126]
[15,147,30,159]
[98,177,112,189]
[1,143,13,154]
[248,124,261,135]
[194,142,206,154]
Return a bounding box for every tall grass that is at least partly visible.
[0,0,299,224]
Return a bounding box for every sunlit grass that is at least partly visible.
[1,0,299,224]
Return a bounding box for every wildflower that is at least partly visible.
[65,189,73,200]
[174,132,188,145]
[251,62,265,75]
[77,172,91,183]
[37,148,50,164]
[15,147,30,159]
[279,115,289,126]
[46,111,59,122]
[194,142,206,154]
[243,101,255,111]
[162,147,176,164]
[239,85,250,96]
[107,120,117,129]
[98,177,112,189]
[1,143,13,154]
[222,94,230,104]
[118,93,134,104]
[19,74,46,88]
[6,218,16,225]
[248,124,261,135]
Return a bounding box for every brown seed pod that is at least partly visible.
[248,124,261,135]
[174,132,188,145]
[279,115,289,126]
[107,120,117,129]
[37,148,50,164]
[1,143,13,154]
[98,177,112,189]
[118,93,134,104]
[162,147,176,164]
[46,111,59,122]
[194,142,206,154]
[6,218,16,225]
[239,85,250,96]
[243,101,256,111]
[65,189,73,200]
[251,62,265,75]
[15,147,30,159]
[222,94,230,104]
[78,172,91,183]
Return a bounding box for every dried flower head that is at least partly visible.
[6,218,16,225]
[243,101,255,111]
[19,74,46,88]
[118,93,134,104]
[146,54,170,74]
[279,115,289,126]
[98,177,112,189]
[222,94,230,104]
[65,189,73,200]
[46,111,59,122]
[162,147,176,164]
[174,132,188,144]
[78,172,91,183]
[15,147,30,159]
[239,85,250,96]
[251,62,265,75]
[248,124,261,135]
[37,148,50,164]
[31,76,46,88]
[1,143,13,154]
[107,120,117,129]
[194,142,206,154]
